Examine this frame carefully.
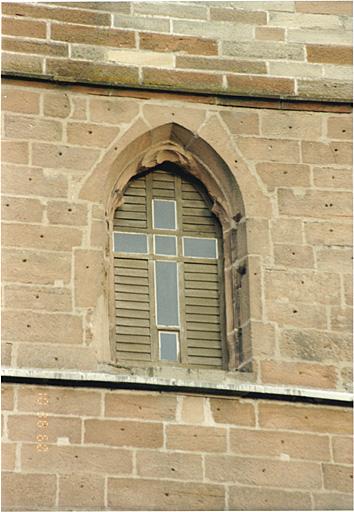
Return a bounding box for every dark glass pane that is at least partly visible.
[155,261,179,326]
[183,237,217,258]
[114,233,147,254]
[153,200,176,230]
[154,235,177,256]
[160,332,178,361]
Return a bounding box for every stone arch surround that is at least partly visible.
[80,118,271,373]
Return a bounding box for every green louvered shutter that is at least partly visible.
[113,169,225,368]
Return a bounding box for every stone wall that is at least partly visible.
[1,1,352,100]
[2,383,353,510]
[1,3,353,511]
[2,80,353,391]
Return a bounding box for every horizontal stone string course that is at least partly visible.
[2,384,353,509]
[1,1,352,100]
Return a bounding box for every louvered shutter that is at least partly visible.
[113,176,152,362]
[113,169,225,369]
[181,176,224,368]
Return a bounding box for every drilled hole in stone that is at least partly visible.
[234,160,238,163]
[68,208,72,212]
[165,493,169,497]
[86,265,89,269]
[40,234,44,238]
[342,129,346,133]
[283,171,288,174]
[334,148,338,152]
[27,324,31,328]
[54,357,58,361]
[262,469,266,473]
[5,204,9,207]
[120,428,125,431]
[293,310,298,314]
[28,177,32,181]
[292,252,295,255]
[22,259,27,263]
[288,126,292,129]
[114,147,118,150]
[332,176,335,179]
[58,152,63,156]
[171,468,175,472]
[329,229,333,232]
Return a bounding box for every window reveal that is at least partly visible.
[113,170,225,368]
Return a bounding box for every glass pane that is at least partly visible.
[114,232,147,254]
[154,235,177,256]
[153,200,176,230]
[183,237,217,258]
[160,332,178,361]
[155,261,179,326]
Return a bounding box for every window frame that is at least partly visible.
[111,168,228,370]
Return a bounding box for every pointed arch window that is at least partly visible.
[112,168,226,369]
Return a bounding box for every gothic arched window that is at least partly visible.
[112,167,226,369]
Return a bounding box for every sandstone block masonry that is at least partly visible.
[1,384,353,511]
[1,81,352,392]
[1,1,352,100]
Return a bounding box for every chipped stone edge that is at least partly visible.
[2,367,352,403]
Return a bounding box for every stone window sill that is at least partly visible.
[2,366,352,405]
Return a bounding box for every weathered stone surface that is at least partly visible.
[105,392,177,421]
[260,360,337,388]
[279,329,352,363]
[2,474,55,509]
[304,221,352,246]
[21,443,133,474]
[259,402,353,434]
[209,398,256,426]
[136,451,203,481]
[2,310,83,344]
[59,473,105,509]
[3,285,72,312]
[7,414,81,443]
[166,425,227,452]
[277,189,352,219]
[85,419,164,448]
[2,249,71,285]
[17,386,102,415]
[322,464,353,493]
[265,269,341,305]
[229,486,312,511]
[205,454,322,488]
[229,428,331,460]
[108,478,225,510]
